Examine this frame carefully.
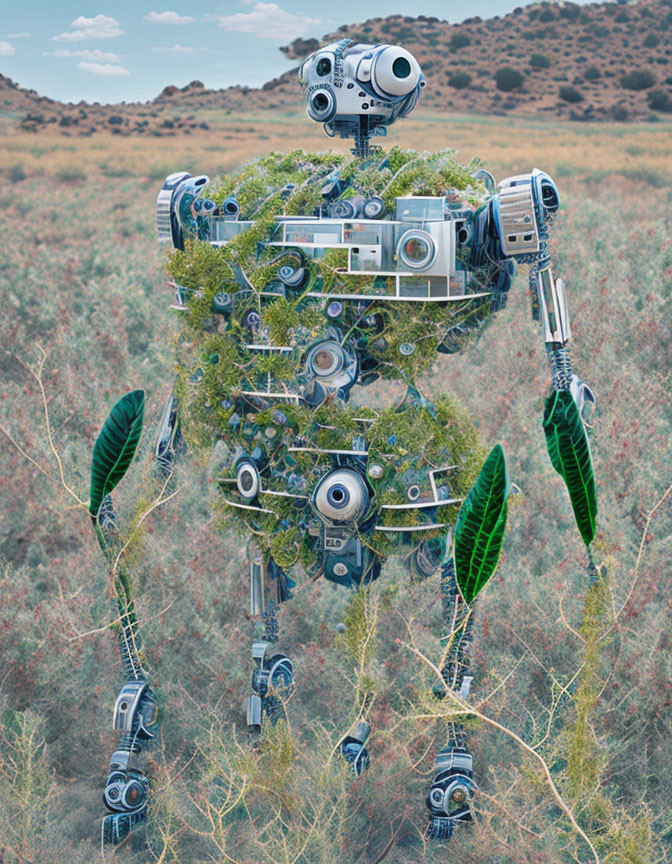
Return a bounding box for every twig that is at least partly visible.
[398,616,602,864]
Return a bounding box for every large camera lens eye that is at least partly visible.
[327,483,349,509]
[314,469,369,524]
[316,57,332,77]
[397,230,436,271]
[315,350,333,371]
[392,56,411,79]
[370,46,421,98]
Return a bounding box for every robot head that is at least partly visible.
[299,39,425,154]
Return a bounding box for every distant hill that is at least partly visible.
[2,0,671,135]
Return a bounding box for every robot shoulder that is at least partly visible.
[491,169,560,259]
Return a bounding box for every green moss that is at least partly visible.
[166,147,492,570]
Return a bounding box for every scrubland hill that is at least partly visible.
[2,0,672,136]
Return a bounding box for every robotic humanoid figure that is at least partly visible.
[91,39,598,846]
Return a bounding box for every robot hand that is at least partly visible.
[569,373,597,428]
[426,746,477,842]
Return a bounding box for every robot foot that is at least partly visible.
[426,746,477,842]
[426,815,455,842]
[102,806,147,845]
[340,720,371,776]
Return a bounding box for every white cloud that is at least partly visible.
[144,11,194,24]
[78,61,130,76]
[0,41,15,56]
[206,3,319,40]
[7,32,31,39]
[152,43,196,53]
[53,15,124,42]
[46,48,124,62]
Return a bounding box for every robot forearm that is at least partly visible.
[534,251,597,415]
[494,170,597,407]
[534,260,571,348]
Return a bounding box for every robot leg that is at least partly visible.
[426,730,478,842]
[246,544,295,736]
[103,679,158,844]
[426,556,478,841]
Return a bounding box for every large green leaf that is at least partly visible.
[453,444,509,604]
[543,389,597,546]
[89,390,145,518]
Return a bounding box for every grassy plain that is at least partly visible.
[0,110,671,863]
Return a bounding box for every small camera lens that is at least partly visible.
[327,484,349,509]
[316,57,332,77]
[451,785,468,803]
[313,92,330,113]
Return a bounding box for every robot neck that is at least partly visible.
[352,115,373,158]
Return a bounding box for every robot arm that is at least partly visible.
[494,170,596,424]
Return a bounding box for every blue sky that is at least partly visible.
[0,0,593,103]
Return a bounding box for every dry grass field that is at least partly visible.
[1,111,671,864]
[2,109,672,182]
